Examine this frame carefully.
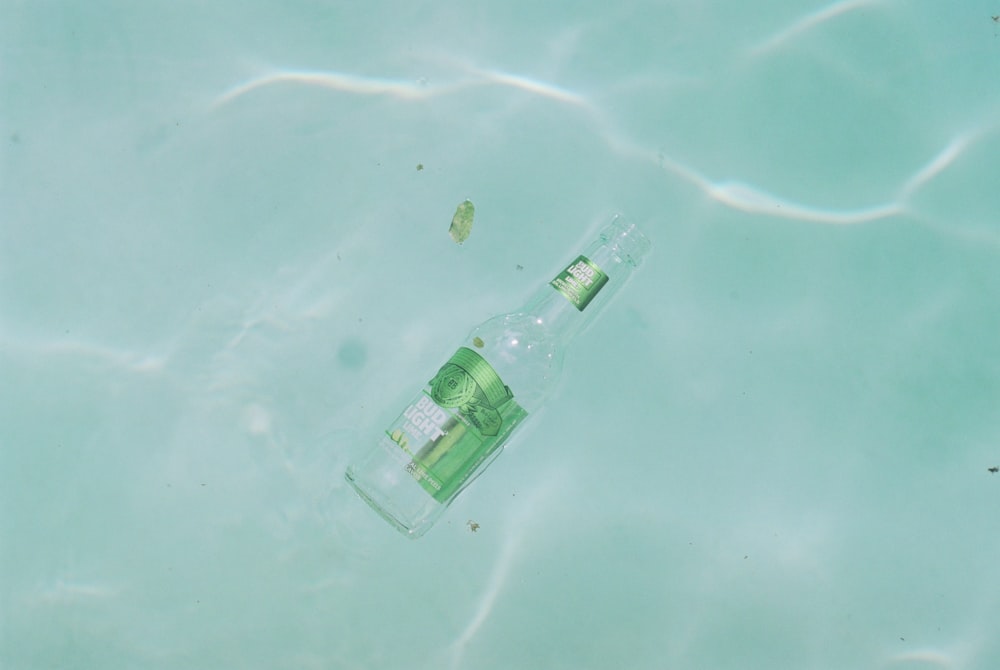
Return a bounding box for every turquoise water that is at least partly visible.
[3,1,1000,668]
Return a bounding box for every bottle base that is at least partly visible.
[344,467,437,539]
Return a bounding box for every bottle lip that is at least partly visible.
[602,214,651,266]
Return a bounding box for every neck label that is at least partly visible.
[550,255,609,311]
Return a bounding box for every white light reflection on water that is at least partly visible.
[748,0,885,56]
[1,332,169,376]
[209,60,996,231]
[445,471,569,670]
[447,532,520,670]
[883,650,955,667]
[28,578,122,605]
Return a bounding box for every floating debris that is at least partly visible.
[449,199,475,244]
[416,163,424,171]
[467,520,480,533]
[472,336,484,348]
[989,466,998,473]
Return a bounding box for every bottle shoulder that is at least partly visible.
[463,312,562,411]
[467,312,559,356]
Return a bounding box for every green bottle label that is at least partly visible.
[550,255,609,310]
[384,347,527,502]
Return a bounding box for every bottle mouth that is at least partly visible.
[602,214,652,266]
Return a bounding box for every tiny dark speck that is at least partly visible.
[989,466,998,473]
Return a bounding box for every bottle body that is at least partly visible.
[345,215,650,538]
[344,312,559,537]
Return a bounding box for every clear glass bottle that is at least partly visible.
[345,215,651,537]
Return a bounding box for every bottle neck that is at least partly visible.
[521,216,650,344]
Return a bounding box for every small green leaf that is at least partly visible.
[449,200,475,244]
